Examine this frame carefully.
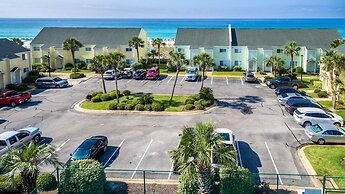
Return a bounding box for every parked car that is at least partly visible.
[244,72,257,83]
[275,87,306,96]
[35,77,69,88]
[0,127,42,156]
[184,67,198,81]
[70,136,108,161]
[266,77,303,89]
[305,124,345,144]
[277,93,304,105]
[103,70,117,80]
[0,90,32,107]
[293,107,343,127]
[212,128,238,168]
[146,67,160,80]
[285,99,321,115]
[133,69,147,80]
[120,68,133,79]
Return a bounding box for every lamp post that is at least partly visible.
[46,52,51,77]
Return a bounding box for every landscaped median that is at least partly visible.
[77,88,215,114]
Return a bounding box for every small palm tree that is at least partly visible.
[193,53,214,89]
[168,52,187,106]
[283,41,301,75]
[11,38,24,46]
[63,37,83,73]
[129,37,145,62]
[264,55,285,77]
[107,52,125,103]
[148,49,158,61]
[330,39,345,49]
[152,38,166,65]
[0,142,61,194]
[90,55,109,93]
[170,122,237,194]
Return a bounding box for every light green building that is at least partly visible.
[174,25,341,73]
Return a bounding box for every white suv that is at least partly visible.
[293,107,343,127]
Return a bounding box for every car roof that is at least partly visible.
[0,131,19,140]
[37,77,57,80]
[78,138,99,149]
[318,124,339,131]
[214,128,234,144]
[297,107,326,113]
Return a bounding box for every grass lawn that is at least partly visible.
[80,94,188,112]
[307,92,319,98]
[304,146,345,187]
[212,71,244,77]
[57,69,92,74]
[318,101,333,109]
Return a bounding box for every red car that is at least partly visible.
[0,90,32,107]
[146,67,160,80]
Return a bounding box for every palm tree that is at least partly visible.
[193,53,214,89]
[283,41,301,75]
[148,49,158,62]
[107,52,125,103]
[170,122,237,194]
[0,142,61,193]
[63,37,83,73]
[330,39,345,49]
[90,55,109,93]
[264,55,285,77]
[11,38,23,46]
[152,38,166,65]
[168,52,187,106]
[129,37,145,62]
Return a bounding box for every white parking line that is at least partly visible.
[39,139,70,166]
[131,139,153,179]
[210,77,213,85]
[154,76,163,84]
[235,141,243,167]
[180,77,185,84]
[126,79,132,83]
[168,141,180,180]
[141,79,146,83]
[226,77,229,85]
[103,139,125,168]
[265,141,283,185]
[240,77,244,85]
[167,76,173,83]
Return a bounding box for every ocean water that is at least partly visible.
[0,18,344,40]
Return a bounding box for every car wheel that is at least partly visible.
[334,122,341,127]
[103,145,108,153]
[33,135,41,144]
[10,101,17,107]
[317,138,325,145]
[303,121,312,127]
[56,84,61,88]
[269,84,276,89]
[292,85,298,90]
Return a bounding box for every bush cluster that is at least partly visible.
[0,174,23,193]
[76,61,87,70]
[233,66,243,72]
[5,83,28,92]
[36,173,57,192]
[135,104,145,111]
[64,63,74,70]
[70,73,85,79]
[314,89,321,93]
[122,90,131,96]
[151,102,165,111]
[183,88,214,111]
[317,91,328,98]
[108,102,118,110]
[220,167,255,194]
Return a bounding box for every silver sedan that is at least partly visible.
[305,124,345,144]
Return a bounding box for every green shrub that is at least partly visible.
[218,65,230,71]
[309,78,320,85]
[184,104,195,110]
[117,103,126,110]
[0,174,23,193]
[86,94,93,101]
[64,63,74,70]
[195,105,204,110]
[185,98,195,105]
[220,167,255,194]
[151,102,165,111]
[131,63,146,70]
[258,70,266,75]
[263,76,274,82]
[28,70,40,76]
[233,66,243,72]
[108,102,118,110]
[314,89,321,93]
[202,100,214,107]
[6,84,28,91]
[91,95,101,102]
[144,104,152,111]
[138,94,154,105]
[135,104,145,111]
[313,81,322,88]
[317,91,328,98]
[91,91,103,97]
[60,159,106,194]
[199,87,214,101]
[32,63,43,71]
[189,94,201,101]
[23,76,39,83]
[76,61,87,70]
[70,73,85,79]
[37,173,57,192]
[122,90,131,96]
[125,104,135,110]
[100,94,112,102]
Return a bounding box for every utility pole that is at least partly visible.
[46,52,51,77]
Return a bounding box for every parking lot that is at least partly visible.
[0,74,311,185]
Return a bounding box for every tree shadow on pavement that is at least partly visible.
[216,96,263,114]
[237,141,262,182]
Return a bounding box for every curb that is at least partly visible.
[107,178,178,185]
[74,99,217,116]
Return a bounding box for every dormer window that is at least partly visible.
[126,48,132,52]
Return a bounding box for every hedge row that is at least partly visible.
[183,87,215,111]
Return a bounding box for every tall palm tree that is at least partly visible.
[193,53,214,89]
[11,38,24,46]
[107,52,125,103]
[129,37,145,62]
[264,55,285,77]
[0,142,61,194]
[283,41,301,75]
[63,37,83,73]
[170,122,237,194]
[330,39,345,49]
[152,38,166,65]
[90,55,109,93]
[168,52,187,106]
[148,49,158,62]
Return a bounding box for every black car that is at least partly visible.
[285,99,321,115]
[71,136,108,161]
[133,69,147,80]
[275,87,306,96]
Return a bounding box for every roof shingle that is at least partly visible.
[0,39,29,60]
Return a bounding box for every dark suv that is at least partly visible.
[285,99,321,115]
[275,87,306,96]
[71,136,108,161]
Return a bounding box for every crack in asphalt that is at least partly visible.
[284,121,302,146]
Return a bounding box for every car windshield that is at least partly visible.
[105,71,112,75]
[187,70,195,74]
[0,140,7,150]
[53,77,62,82]
[72,148,90,159]
[295,110,303,115]
[219,133,230,141]
[310,124,323,133]
[281,93,288,98]
[148,70,155,73]
[7,91,18,97]
[246,74,254,77]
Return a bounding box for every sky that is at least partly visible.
[1,0,344,18]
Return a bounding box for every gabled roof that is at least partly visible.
[0,39,29,60]
[31,27,143,49]
[231,28,341,50]
[175,28,230,49]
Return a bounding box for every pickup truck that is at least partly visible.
[266,77,303,89]
[0,90,32,107]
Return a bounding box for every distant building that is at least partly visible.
[30,27,147,69]
[0,39,31,89]
[174,25,341,73]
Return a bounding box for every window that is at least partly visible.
[74,58,80,63]
[220,61,225,66]
[23,68,29,73]
[85,47,92,51]
[277,49,283,53]
[177,48,184,52]
[234,60,242,66]
[219,48,227,53]
[126,59,133,65]
[22,54,26,60]
[126,48,132,52]
[33,47,40,51]
[34,58,41,63]
[0,140,6,149]
[16,133,29,140]
[234,49,241,53]
[85,59,91,64]
[293,61,297,66]
[8,136,17,145]
[332,130,343,136]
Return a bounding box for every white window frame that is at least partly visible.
[85,47,92,52]
[234,49,241,53]
[234,60,242,66]
[33,47,40,51]
[219,48,226,53]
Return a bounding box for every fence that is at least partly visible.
[30,168,345,194]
